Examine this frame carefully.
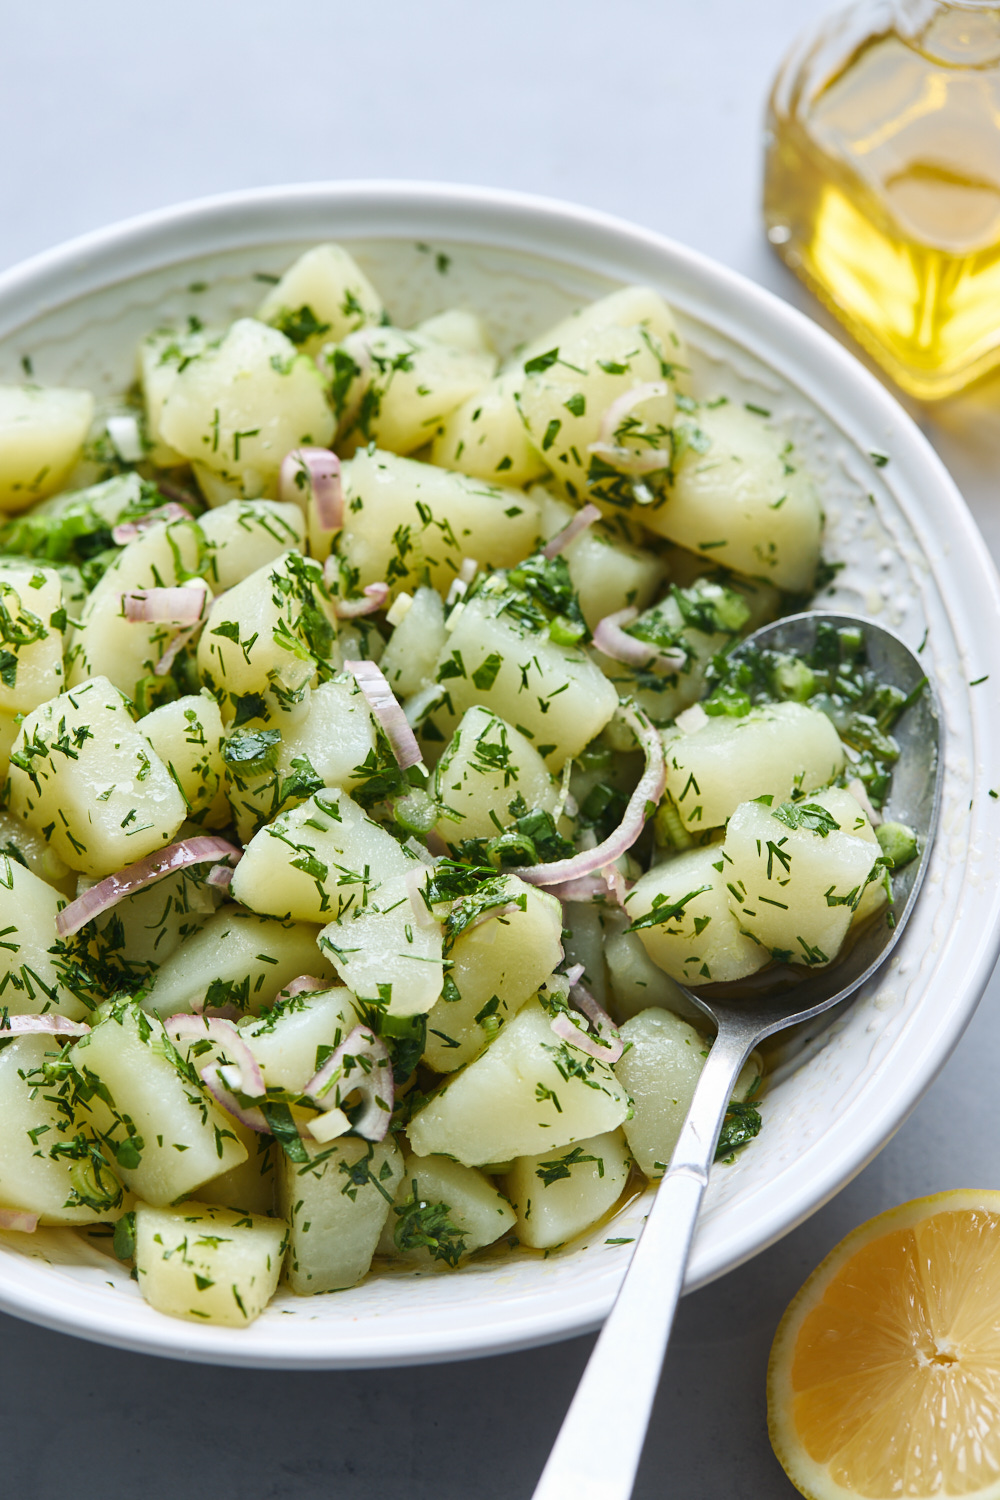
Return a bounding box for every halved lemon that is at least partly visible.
[768,1190,1000,1499]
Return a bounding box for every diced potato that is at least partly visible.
[422,878,564,1071]
[407,998,631,1166]
[139,693,227,826]
[0,711,19,784]
[137,324,219,467]
[613,1007,760,1177]
[197,550,337,715]
[0,562,65,713]
[231,789,411,925]
[223,678,379,842]
[69,1000,247,1205]
[0,858,107,1020]
[723,787,886,967]
[8,675,186,878]
[646,403,822,592]
[134,1201,286,1326]
[318,870,443,1017]
[0,808,74,894]
[504,1128,631,1249]
[423,588,618,769]
[279,1135,404,1294]
[538,492,663,631]
[662,701,846,832]
[0,385,95,512]
[377,1152,515,1262]
[67,517,208,700]
[430,369,547,486]
[433,706,561,845]
[192,1124,276,1216]
[240,986,360,1092]
[624,844,770,985]
[0,1035,125,1224]
[81,866,221,989]
[603,925,699,1023]
[159,319,334,498]
[143,906,336,1017]
[519,320,677,502]
[337,449,540,601]
[379,587,446,699]
[199,500,305,592]
[331,325,495,456]
[520,287,687,375]
[256,243,383,355]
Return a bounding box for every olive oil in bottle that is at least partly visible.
[764,1,1000,399]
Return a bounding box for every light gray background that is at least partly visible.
[3,2,1000,1496]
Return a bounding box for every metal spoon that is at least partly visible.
[532,612,942,1500]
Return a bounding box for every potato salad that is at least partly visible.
[0,243,920,1328]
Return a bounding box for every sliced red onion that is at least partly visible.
[303,1025,393,1142]
[602,863,630,905]
[549,1010,623,1064]
[279,447,343,530]
[275,975,330,1003]
[56,836,243,938]
[405,867,440,930]
[334,582,390,619]
[543,503,601,560]
[112,502,193,545]
[164,1014,265,1098]
[511,705,664,889]
[848,777,882,828]
[588,382,673,476]
[153,622,200,678]
[592,607,687,674]
[0,1013,91,1036]
[465,900,521,935]
[206,863,233,889]
[564,962,585,986]
[0,1209,38,1233]
[121,580,210,626]
[345,658,423,771]
[200,1064,270,1133]
[568,976,624,1063]
[547,865,630,906]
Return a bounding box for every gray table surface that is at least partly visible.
[4,3,1000,1495]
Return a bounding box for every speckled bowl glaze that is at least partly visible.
[0,182,997,1369]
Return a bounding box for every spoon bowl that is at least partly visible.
[533,612,942,1500]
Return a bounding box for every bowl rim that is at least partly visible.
[1,179,999,1369]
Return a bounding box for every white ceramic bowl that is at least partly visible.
[1,182,998,1369]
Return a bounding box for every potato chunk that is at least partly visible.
[407,998,631,1166]
[143,907,336,1017]
[279,1135,403,1294]
[624,845,769,986]
[425,586,618,770]
[159,318,334,498]
[0,1035,124,1224]
[613,1007,760,1177]
[662,701,845,833]
[647,403,822,592]
[331,325,495,456]
[69,1000,247,1206]
[0,855,88,1020]
[538,493,663,631]
[139,693,227,826]
[0,562,65,714]
[8,675,186,877]
[134,1202,286,1326]
[722,787,886,967]
[240,986,360,1092]
[196,550,337,715]
[319,870,443,1018]
[337,449,540,601]
[430,369,547,486]
[379,587,447,699]
[504,1129,631,1249]
[231,789,411,925]
[0,385,94,512]
[433,706,561,845]
[199,500,305,591]
[377,1152,515,1262]
[422,878,564,1072]
[256,243,383,355]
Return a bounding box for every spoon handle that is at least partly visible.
[530,1016,759,1500]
